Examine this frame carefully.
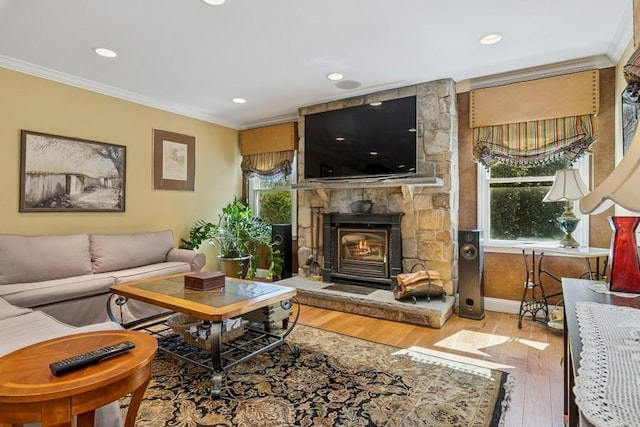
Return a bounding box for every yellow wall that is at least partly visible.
[0,67,242,270]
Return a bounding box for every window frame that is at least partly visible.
[477,156,590,253]
[247,155,297,237]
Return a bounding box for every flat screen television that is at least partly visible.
[304,96,417,180]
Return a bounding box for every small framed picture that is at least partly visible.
[153,129,195,191]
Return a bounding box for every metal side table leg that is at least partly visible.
[208,321,224,398]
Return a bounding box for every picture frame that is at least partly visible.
[20,130,126,212]
[622,82,640,155]
[153,129,195,191]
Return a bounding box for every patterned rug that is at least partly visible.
[121,325,512,426]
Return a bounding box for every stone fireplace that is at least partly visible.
[322,213,403,289]
[296,79,459,295]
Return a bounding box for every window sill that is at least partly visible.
[483,242,603,256]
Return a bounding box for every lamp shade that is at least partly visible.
[543,169,590,202]
[580,123,640,214]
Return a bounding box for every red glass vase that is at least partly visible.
[608,216,640,293]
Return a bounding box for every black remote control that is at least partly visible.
[49,341,135,376]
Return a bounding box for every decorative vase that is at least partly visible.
[217,255,251,279]
[607,216,640,293]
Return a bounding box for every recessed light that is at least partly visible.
[480,33,502,45]
[369,102,382,106]
[408,128,417,132]
[336,137,345,141]
[94,47,117,58]
[369,151,378,156]
[232,98,246,104]
[202,0,226,5]
[326,72,344,81]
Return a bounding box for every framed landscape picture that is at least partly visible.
[153,129,195,191]
[20,130,126,212]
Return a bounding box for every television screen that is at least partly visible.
[304,96,417,180]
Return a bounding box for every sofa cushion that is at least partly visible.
[0,274,115,308]
[0,234,92,285]
[111,262,192,284]
[90,230,175,273]
[0,296,32,320]
[0,310,122,357]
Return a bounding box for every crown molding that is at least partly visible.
[238,113,299,130]
[0,55,239,129]
[469,55,617,90]
[606,0,634,63]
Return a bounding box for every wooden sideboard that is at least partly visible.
[562,278,640,426]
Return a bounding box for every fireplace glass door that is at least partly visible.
[338,228,388,278]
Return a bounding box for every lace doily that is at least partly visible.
[589,282,640,298]
[574,302,640,426]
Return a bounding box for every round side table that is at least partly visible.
[0,330,157,427]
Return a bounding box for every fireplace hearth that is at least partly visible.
[322,213,403,289]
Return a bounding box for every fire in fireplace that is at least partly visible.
[339,229,388,278]
[323,213,403,289]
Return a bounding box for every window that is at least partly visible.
[247,159,297,233]
[478,157,590,248]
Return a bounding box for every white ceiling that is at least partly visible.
[0,0,633,130]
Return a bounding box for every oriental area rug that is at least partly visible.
[120,325,512,426]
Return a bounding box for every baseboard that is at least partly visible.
[454,295,521,315]
[483,297,521,314]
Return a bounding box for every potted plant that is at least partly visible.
[179,220,215,250]
[208,197,273,278]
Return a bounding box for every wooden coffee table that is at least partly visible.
[109,274,298,397]
[0,330,157,427]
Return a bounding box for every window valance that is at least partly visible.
[240,150,294,182]
[240,123,297,155]
[473,114,598,168]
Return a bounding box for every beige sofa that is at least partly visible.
[0,230,206,326]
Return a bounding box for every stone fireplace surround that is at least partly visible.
[295,79,459,296]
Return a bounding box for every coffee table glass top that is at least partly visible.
[128,275,287,308]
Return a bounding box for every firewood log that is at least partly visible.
[393,279,446,299]
[397,270,441,288]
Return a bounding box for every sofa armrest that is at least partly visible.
[166,248,206,272]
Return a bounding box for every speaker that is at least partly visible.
[271,224,293,280]
[458,229,485,320]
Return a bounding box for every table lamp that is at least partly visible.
[580,124,640,293]
[543,169,590,248]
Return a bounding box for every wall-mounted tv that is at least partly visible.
[304,96,417,180]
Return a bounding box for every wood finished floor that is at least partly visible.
[296,304,564,427]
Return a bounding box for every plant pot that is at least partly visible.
[254,242,272,270]
[217,255,251,279]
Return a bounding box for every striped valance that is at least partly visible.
[241,150,294,182]
[473,115,598,168]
